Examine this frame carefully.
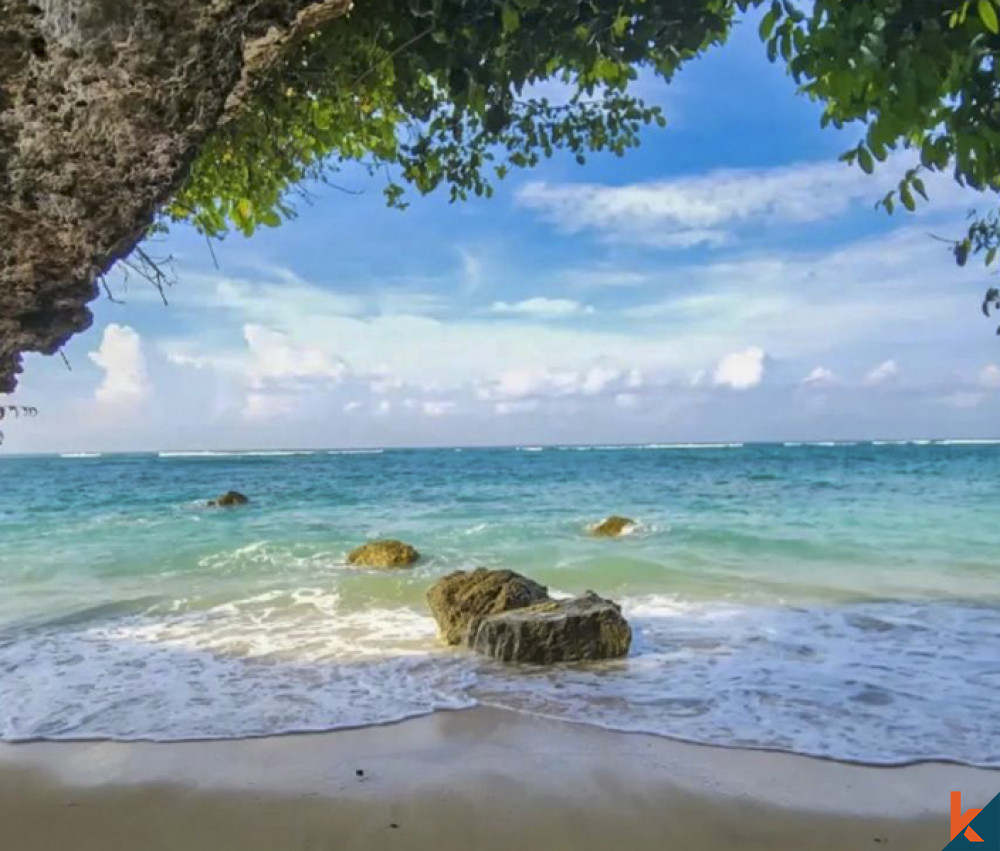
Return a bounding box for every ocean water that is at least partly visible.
[1,442,998,765]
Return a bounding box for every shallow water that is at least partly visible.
[1,442,998,764]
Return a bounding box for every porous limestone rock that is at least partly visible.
[471,591,632,664]
[0,0,352,392]
[426,568,549,645]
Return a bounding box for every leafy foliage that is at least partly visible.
[748,0,1000,328]
[168,0,732,237]
[166,0,1000,331]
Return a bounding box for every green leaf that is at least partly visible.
[501,4,520,34]
[759,9,778,40]
[857,146,875,174]
[899,184,916,211]
[979,0,999,32]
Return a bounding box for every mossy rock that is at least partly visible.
[426,568,550,645]
[208,490,249,507]
[590,515,635,537]
[347,539,420,568]
[471,591,632,664]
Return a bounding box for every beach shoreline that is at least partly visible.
[1,707,995,850]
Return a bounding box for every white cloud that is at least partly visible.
[370,374,405,394]
[244,392,297,421]
[495,400,539,415]
[516,154,972,249]
[422,400,456,417]
[801,366,837,387]
[343,401,363,413]
[89,324,149,405]
[478,365,635,401]
[459,248,483,292]
[713,347,766,390]
[941,391,984,409]
[614,393,639,409]
[490,297,595,318]
[626,368,644,389]
[865,359,898,386]
[978,364,1000,389]
[560,268,651,289]
[244,325,347,389]
[375,399,392,416]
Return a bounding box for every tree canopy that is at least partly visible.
[169,0,731,236]
[166,0,1000,324]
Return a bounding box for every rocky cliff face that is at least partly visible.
[0,0,351,392]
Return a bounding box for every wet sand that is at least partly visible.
[0,707,995,850]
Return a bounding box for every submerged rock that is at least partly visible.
[209,490,249,507]
[471,591,632,664]
[426,568,549,645]
[347,539,420,568]
[590,515,636,537]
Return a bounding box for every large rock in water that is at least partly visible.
[208,490,248,507]
[347,539,420,568]
[471,592,632,664]
[426,568,549,645]
[590,515,636,537]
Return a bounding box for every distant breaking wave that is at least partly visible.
[158,449,384,458]
[159,450,319,458]
[642,442,744,450]
[60,452,101,458]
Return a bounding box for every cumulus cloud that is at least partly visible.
[343,401,363,413]
[89,324,150,405]
[244,325,347,389]
[478,365,637,402]
[978,364,1000,389]
[713,347,766,390]
[490,297,595,318]
[801,366,837,387]
[865,359,899,386]
[515,154,969,249]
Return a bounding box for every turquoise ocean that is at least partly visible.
[1,441,998,765]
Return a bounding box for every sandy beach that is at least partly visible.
[1,707,996,851]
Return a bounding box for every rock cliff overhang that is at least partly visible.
[0,0,352,393]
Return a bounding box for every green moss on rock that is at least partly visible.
[426,568,549,645]
[208,490,249,507]
[347,539,420,568]
[590,515,636,537]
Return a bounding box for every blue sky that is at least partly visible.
[5,13,1000,452]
